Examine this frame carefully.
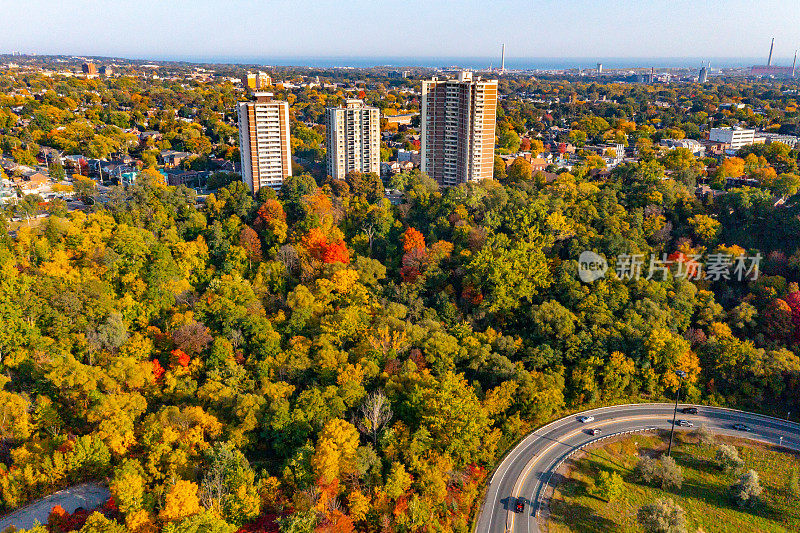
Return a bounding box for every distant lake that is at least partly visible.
[143,55,789,70]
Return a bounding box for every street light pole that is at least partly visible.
[667,370,687,457]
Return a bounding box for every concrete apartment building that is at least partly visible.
[237,92,292,193]
[325,99,380,180]
[709,127,756,150]
[243,71,272,90]
[421,71,497,186]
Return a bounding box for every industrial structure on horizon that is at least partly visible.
[751,37,796,77]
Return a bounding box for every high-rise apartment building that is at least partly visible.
[698,65,709,83]
[242,71,272,90]
[325,99,380,180]
[237,92,292,193]
[420,71,497,186]
[82,62,97,75]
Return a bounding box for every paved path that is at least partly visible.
[0,482,110,531]
[474,403,800,533]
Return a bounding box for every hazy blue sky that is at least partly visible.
[2,0,799,60]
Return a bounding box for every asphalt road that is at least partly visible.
[0,482,110,531]
[474,403,800,533]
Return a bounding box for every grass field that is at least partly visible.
[548,430,800,533]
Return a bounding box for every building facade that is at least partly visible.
[420,71,497,187]
[325,99,380,180]
[709,127,755,150]
[237,92,292,193]
[242,71,272,90]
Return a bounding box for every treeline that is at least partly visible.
[0,158,799,532]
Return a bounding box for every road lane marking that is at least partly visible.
[507,416,664,532]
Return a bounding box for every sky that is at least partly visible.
[1,0,799,62]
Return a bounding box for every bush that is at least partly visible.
[658,456,683,491]
[715,444,744,472]
[592,469,625,502]
[692,424,715,445]
[637,498,687,533]
[634,455,683,491]
[635,456,659,484]
[730,469,763,508]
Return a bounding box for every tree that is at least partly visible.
[730,469,763,508]
[402,227,426,253]
[493,155,507,180]
[637,499,687,533]
[312,418,360,484]
[772,173,800,198]
[384,461,413,500]
[238,226,262,270]
[465,231,551,314]
[0,390,32,443]
[159,480,202,521]
[410,372,491,466]
[50,161,66,180]
[355,390,393,444]
[506,157,532,182]
[592,469,625,502]
[171,321,213,355]
[715,444,743,472]
[345,171,383,201]
[15,194,43,225]
[687,214,721,245]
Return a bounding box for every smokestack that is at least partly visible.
[793,50,797,77]
[500,43,505,74]
[768,37,775,66]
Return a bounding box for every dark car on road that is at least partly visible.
[682,407,698,414]
[733,423,752,432]
[514,499,525,513]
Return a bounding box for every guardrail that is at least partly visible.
[534,426,659,520]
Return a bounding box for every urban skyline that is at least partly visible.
[3,0,799,60]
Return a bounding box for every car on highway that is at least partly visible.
[514,498,525,513]
[577,415,595,423]
[675,420,694,427]
[733,423,752,432]
[681,407,698,414]
[589,428,602,435]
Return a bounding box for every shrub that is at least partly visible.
[637,498,687,533]
[715,444,743,472]
[592,469,625,502]
[658,456,684,491]
[730,469,763,508]
[692,424,715,446]
[634,456,659,484]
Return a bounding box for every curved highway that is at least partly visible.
[475,403,800,533]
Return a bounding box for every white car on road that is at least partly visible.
[578,416,595,423]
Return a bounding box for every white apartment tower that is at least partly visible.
[237,92,292,193]
[421,71,498,186]
[325,99,380,180]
